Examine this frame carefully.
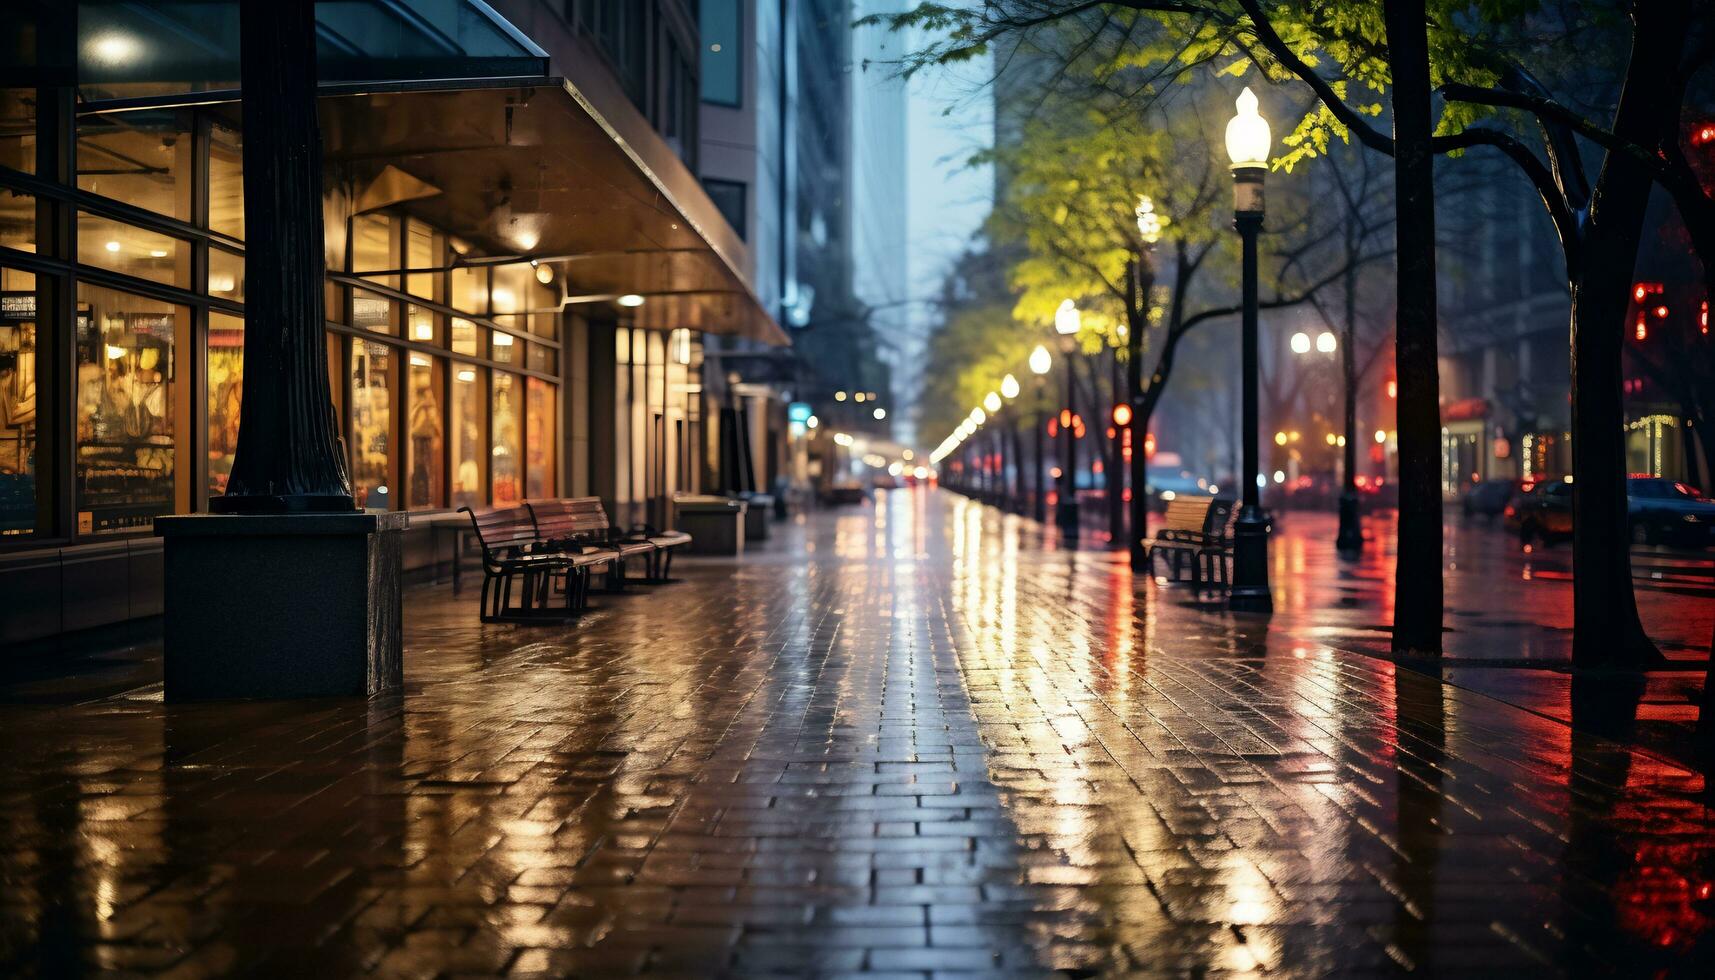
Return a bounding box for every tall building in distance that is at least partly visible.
[851,0,912,441]
[697,1,896,437]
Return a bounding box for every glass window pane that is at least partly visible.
[0,187,34,253]
[406,220,440,300]
[450,317,480,357]
[491,263,529,316]
[0,267,38,535]
[77,212,188,287]
[526,377,555,499]
[406,304,438,345]
[350,339,392,508]
[527,342,551,373]
[491,326,518,364]
[208,246,244,302]
[0,89,37,175]
[76,109,193,221]
[491,372,521,506]
[450,364,485,507]
[352,289,395,334]
[207,311,243,496]
[351,213,396,288]
[406,352,443,509]
[529,280,559,339]
[208,121,244,239]
[450,266,486,315]
[76,283,179,535]
[699,0,741,106]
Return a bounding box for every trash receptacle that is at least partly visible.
[673,494,747,556]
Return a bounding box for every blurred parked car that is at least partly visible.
[1461,478,1520,518]
[1142,466,1217,511]
[1628,477,1715,547]
[1504,478,1572,543]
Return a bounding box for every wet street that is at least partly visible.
[3,489,1715,975]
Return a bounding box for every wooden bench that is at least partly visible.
[457,506,611,622]
[526,497,689,587]
[1195,500,1240,588]
[1142,497,1223,586]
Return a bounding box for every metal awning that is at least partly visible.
[317,79,788,345]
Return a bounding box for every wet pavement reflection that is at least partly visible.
[2,488,1713,975]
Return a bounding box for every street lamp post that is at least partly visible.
[1335,278,1364,556]
[1029,345,1051,523]
[1128,200,1161,571]
[984,390,1004,508]
[1054,300,1082,538]
[1001,374,1022,513]
[1226,87,1273,613]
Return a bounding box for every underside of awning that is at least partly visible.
[318,79,789,346]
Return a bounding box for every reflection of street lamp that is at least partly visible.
[1029,345,1051,522]
[1054,300,1082,537]
[1226,86,1273,613]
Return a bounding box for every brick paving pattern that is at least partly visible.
[2,491,1713,975]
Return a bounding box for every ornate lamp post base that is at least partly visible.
[1335,490,1363,556]
[1229,505,1273,612]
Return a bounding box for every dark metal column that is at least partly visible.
[212,1,353,513]
[1230,207,1272,612]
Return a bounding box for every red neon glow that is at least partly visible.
[1636,315,1649,341]
[1702,300,1709,334]
[1694,124,1715,145]
[1385,379,1397,399]
[1654,304,1670,319]
[1112,403,1133,427]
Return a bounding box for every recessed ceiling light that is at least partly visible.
[104,241,120,252]
[148,249,168,258]
[617,293,645,307]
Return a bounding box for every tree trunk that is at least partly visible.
[1566,1,1685,666]
[1383,0,1443,656]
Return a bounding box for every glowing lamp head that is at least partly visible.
[873,407,886,420]
[1225,87,1272,169]
[1315,331,1336,353]
[971,407,986,425]
[983,391,1002,413]
[1290,332,1311,354]
[1028,344,1052,375]
[616,293,645,308]
[1054,299,1081,336]
[1001,374,1020,399]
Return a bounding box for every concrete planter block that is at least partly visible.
[156,512,406,700]
[674,495,747,556]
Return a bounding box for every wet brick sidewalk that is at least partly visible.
[2,490,1713,975]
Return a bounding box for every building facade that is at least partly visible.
[0,0,786,646]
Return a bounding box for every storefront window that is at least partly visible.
[1,188,34,253]
[208,122,244,239]
[492,372,522,505]
[0,89,37,175]
[527,342,551,373]
[406,353,443,509]
[209,246,244,301]
[450,364,485,507]
[207,312,244,496]
[77,212,188,287]
[526,377,555,500]
[75,283,179,535]
[77,110,194,221]
[0,267,37,534]
[351,339,392,508]
[491,328,517,364]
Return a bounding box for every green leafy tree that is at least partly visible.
[870,0,1715,665]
